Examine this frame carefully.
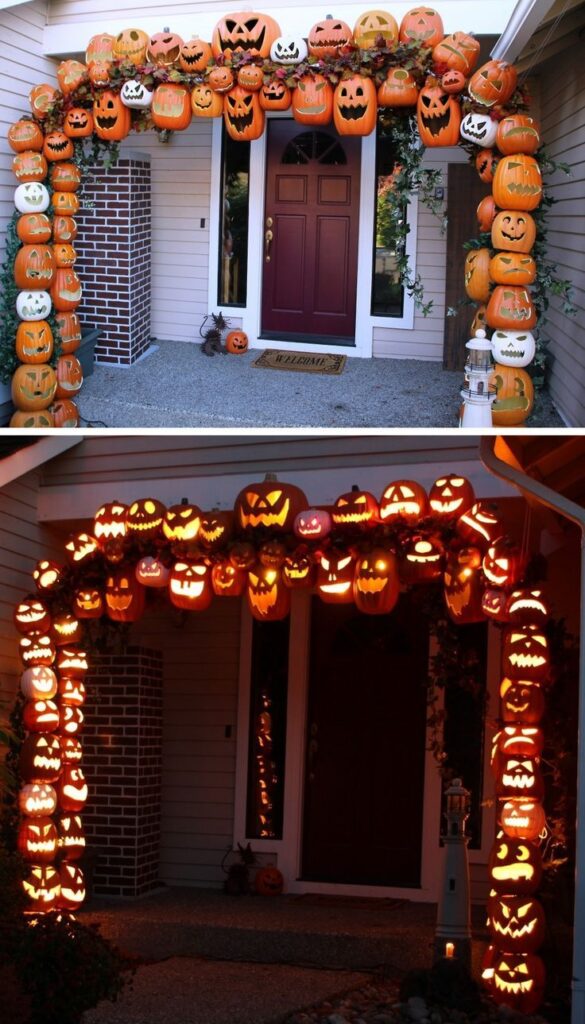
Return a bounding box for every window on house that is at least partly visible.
[371,127,406,318]
[218,129,250,306]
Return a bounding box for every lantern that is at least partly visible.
[23,698,60,734]
[8,120,45,152]
[74,587,104,619]
[429,474,475,521]
[443,546,484,624]
[13,151,48,184]
[19,782,57,817]
[401,533,444,584]
[331,486,379,527]
[488,893,545,952]
[58,676,86,706]
[21,665,58,701]
[496,115,540,156]
[16,290,52,320]
[22,864,61,910]
[234,475,307,533]
[50,613,82,647]
[56,646,88,678]
[169,560,212,611]
[500,799,546,840]
[64,107,94,137]
[503,626,549,682]
[191,85,223,119]
[112,27,149,65]
[432,31,479,74]
[94,501,128,543]
[163,501,201,543]
[485,948,545,1014]
[482,537,525,587]
[105,571,146,622]
[255,865,284,895]
[498,726,544,759]
[20,733,61,782]
[333,75,377,137]
[14,245,55,290]
[51,268,83,312]
[506,588,548,624]
[59,862,86,909]
[491,330,536,369]
[456,502,501,549]
[135,556,170,587]
[353,549,399,614]
[64,531,98,564]
[14,596,51,634]
[126,498,166,539]
[225,329,250,352]
[147,29,184,66]
[378,68,419,107]
[308,16,353,57]
[120,80,153,109]
[211,11,281,60]
[52,216,77,243]
[282,551,316,590]
[18,816,58,863]
[293,508,332,540]
[237,65,264,92]
[468,60,518,107]
[57,814,86,859]
[208,66,234,94]
[61,737,83,765]
[211,559,247,596]
[33,560,62,592]
[198,509,233,551]
[11,364,57,411]
[19,633,56,667]
[496,757,544,800]
[379,479,428,524]
[57,765,88,812]
[489,253,536,287]
[416,79,461,147]
[316,551,355,603]
[16,213,52,244]
[14,181,50,214]
[500,679,545,724]
[93,90,131,141]
[488,832,542,895]
[42,132,74,162]
[246,566,291,620]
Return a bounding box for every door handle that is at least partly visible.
[264,228,273,262]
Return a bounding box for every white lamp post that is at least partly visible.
[434,778,472,970]
[460,329,496,428]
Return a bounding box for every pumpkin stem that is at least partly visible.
[264,473,278,482]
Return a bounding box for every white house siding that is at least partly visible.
[538,41,585,427]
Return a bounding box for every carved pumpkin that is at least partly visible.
[162,501,201,545]
[19,632,55,668]
[457,502,501,549]
[60,737,83,764]
[29,83,57,119]
[14,596,51,634]
[17,213,52,244]
[113,28,149,65]
[74,587,104,619]
[496,115,540,156]
[247,566,291,620]
[14,182,50,214]
[86,32,115,64]
[399,6,444,47]
[94,501,128,543]
[208,66,235,94]
[15,321,53,364]
[57,60,87,95]
[491,329,535,368]
[443,545,484,623]
[488,832,542,895]
[198,509,233,551]
[105,570,146,621]
[212,12,281,60]
[258,540,286,568]
[234,476,307,533]
[477,196,497,234]
[211,559,247,596]
[255,865,284,895]
[8,410,54,431]
[441,69,466,94]
[429,474,474,520]
[59,862,86,909]
[12,150,48,183]
[402,533,444,584]
[229,541,256,570]
[19,781,57,817]
[58,703,84,736]
[490,364,535,426]
[332,486,379,527]
[378,67,419,107]
[294,508,332,540]
[270,35,308,64]
[484,948,545,1014]
[32,560,62,593]
[53,243,77,269]
[22,864,60,910]
[20,733,61,782]
[88,61,112,87]
[179,37,212,72]
[135,556,170,588]
[126,497,166,538]
[93,90,131,141]
[503,625,549,682]
[259,80,291,111]
[49,397,78,429]
[379,479,428,523]
[58,675,86,705]
[506,588,548,624]
[334,75,377,136]
[58,765,88,811]
[8,119,44,152]
[224,86,265,141]
[417,80,461,147]
[482,537,525,587]
[501,680,545,724]
[226,329,249,352]
[460,112,498,148]
[12,363,57,411]
[308,16,353,57]
[464,248,491,303]
[57,813,86,859]
[51,611,82,647]
[21,665,58,701]
[353,549,399,614]
[432,31,479,74]
[18,816,58,863]
[56,646,88,678]
[282,551,316,590]
[493,155,542,212]
[353,9,398,48]
[469,60,518,107]
[23,699,60,734]
[43,132,74,163]
[51,267,82,311]
[500,799,546,841]
[292,75,334,126]
[63,107,94,138]
[487,287,536,330]
[497,755,544,801]
[52,191,80,217]
[53,215,77,243]
[476,148,497,183]
[50,161,81,193]
[498,725,544,759]
[237,64,264,92]
[147,29,184,67]
[316,550,355,603]
[169,560,212,611]
[152,85,192,130]
[120,80,153,109]
[191,84,223,118]
[488,893,545,952]
[491,211,536,254]
[55,354,83,398]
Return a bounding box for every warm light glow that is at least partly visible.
[445,942,455,958]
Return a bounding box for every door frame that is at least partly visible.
[208,114,418,358]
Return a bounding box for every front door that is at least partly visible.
[302,594,429,887]
[261,120,361,344]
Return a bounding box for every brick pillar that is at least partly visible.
[83,645,163,897]
[75,153,151,365]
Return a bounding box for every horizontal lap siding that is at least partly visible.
[539,43,585,426]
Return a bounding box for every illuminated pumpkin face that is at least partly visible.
[74,587,104,619]
[484,949,546,1015]
[443,546,484,624]
[429,474,475,520]
[198,510,233,551]
[20,733,61,782]
[235,478,307,533]
[353,549,399,615]
[488,833,542,895]
[282,551,316,590]
[212,11,281,60]
[379,480,428,523]
[332,487,379,527]
[21,666,58,701]
[191,85,223,118]
[169,560,212,611]
[120,79,153,109]
[308,17,353,57]
[229,542,257,570]
[498,726,544,760]
[316,551,355,603]
[179,37,212,72]
[14,596,51,634]
[18,817,58,863]
[416,81,461,147]
[506,588,548,624]
[58,765,88,811]
[64,107,94,137]
[105,572,146,622]
[58,703,84,736]
[59,862,86,909]
[492,211,536,254]
[460,112,498,148]
[19,632,56,667]
[247,566,291,620]
[65,531,99,564]
[456,502,501,549]
[500,799,546,840]
[51,613,82,646]
[56,646,88,678]
[399,6,444,47]
[126,498,166,539]
[58,676,86,706]
[23,864,60,909]
[270,35,308,64]
[497,756,543,800]
[23,699,60,734]
[294,508,332,540]
[57,813,86,859]
[482,537,525,587]
[211,559,247,597]
[135,556,170,588]
[163,502,201,543]
[402,534,444,583]
[503,626,549,682]
[258,540,286,568]
[500,679,545,724]
[60,737,83,764]
[292,75,334,125]
[94,501,128,543]
[19,783,57,817]
[491,330,536,368]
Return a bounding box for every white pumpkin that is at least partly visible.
[270,35,308,64]
[491,329,536,368]
[14,182,50,214]
[460,112,498,148]
[121,79,154,109]
[16,290,52,321]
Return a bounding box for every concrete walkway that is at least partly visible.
[77,340,564,429]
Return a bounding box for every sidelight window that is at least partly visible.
[218,128,250,306]
[371,126,406,318]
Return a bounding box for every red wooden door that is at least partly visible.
[262,121,361,343]
[302,595,429,887]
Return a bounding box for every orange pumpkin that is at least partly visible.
[486,285,537,330]
[29,83,57,120]
[464,248,491,302]
[308,16,353,57]
[259,79,291,111]
[226,329,248,353]
[8,120,44,153]
[52,216,77,243]
[152,85,192,130]
[223,86,265,141]
[112,27,149,65]
[490,364,534,426]
[56,312,82,353]
[432,31,480,74]
[52,192,80,217]
[378,67,419,106]
[43,132,74,162]
[57,60,87,95]
[489,252,536,286]
[10,409,54,428]
[11,364,57,411]
[237,64,264,92]
[51,268,82,311]
[93,90,131,141]
[55,354,83,398]
[469,60,518,107]
[292,74,333,126]
[50,398,79,428]
[12,150,48,184]
[14,245,55,290]
[86,32,115,65]
[353,10,398,48]
[496,115,540,155]
[255,865,284,895]
[492,154,542,211]
[211,11,281,60]
[53,244,77,268]
[191,84,224,118]
[333,75,377,136]
[179,37,212,73]
[208,66,235,93]
[17,213,52,244]
[417,79,461,146]
[15,321,54,364]
[88,62,111,88]
[50,163,81,192]
[476,148,497,183]
[441,69,466,94]
[147,30,184,67]
[399,6,444,47]
[492,210,536,253]
[477,195,497,233]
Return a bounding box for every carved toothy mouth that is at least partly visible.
[200,526,223,542]
[320,581,351,594]
[380,500,420,519]
[33,756,61,772]
[420,109,452,137]
[356,577,387,593]
[494,976,534,995]
[333,511,372,523]
[26,840,55,854]
[493,918,537,939]
[170,579,204,598]
[311,37,350,51]
[219,25,266,53]
[506,182,540,196]
[502,774,536,790]
[96,115,118,130]
[241,500,290,529]
[227,109,255,134]
[430,498,463,514]
[339,103,367,121]
[48,139,69,154]
[492,862,534,882]
[294,103,326,115]
[508,597,546,617]
[508,653,546,668]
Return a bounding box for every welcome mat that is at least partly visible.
[252,349,346,375]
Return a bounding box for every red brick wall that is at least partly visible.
[75,157,151,365]
[83,645,163,897]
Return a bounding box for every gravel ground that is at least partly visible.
[77,341,564,429]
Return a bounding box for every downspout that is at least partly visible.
[480,436,585,1024]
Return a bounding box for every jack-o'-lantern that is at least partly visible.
[270,35,308,64]
[506,588,548,624]
[469,60,518,107]
[104,539,127,564]
[490,252,536,287]
[316,551,355,603]
[496,115,540,156]
[18,816,58,863]
[64,531,97,566]
[17,213,52,244]
[294,508,332,540]
[113,27,149,65]
[477,196,497,234]
[259,540,286,568]
[399,6,444,47]
[224,86,265,141]
[60,737,83,764]
[292,75,333,126]
[94,501,128,543]
[259,80,291,111]
[500,679,545,724]
[417,79,461,147]
[497,756,543,800]
[353,548,399,614]
[484,947,546,1017]
[19,782,57,817]
[334,75,377,136]
[503,626,549,682]
[441,70,466,94]
[58,703,84,736]
[498,725,544,760]
[56,646,88,678]
[443,546,483,623]
[20,733,61,782]
[229,541,256,570]
[255,865,284,895]
[58,765,88,811]
[225,329,249,353]
[147,29,184,67]
[135,556,170,588]
[12,150,48,183]
[55,353,83,398]
[52,191,80,217]
[74,587,104,619]
[199,509,233,551]
[51,267,82,311]
[475,149,497,183]
[88,61,112,87]
[33,559,62,592]
[432,31,480,74]
[460,112,498,148]
[212,558,247,596]
[163,501,201,544]
[29,83,57,119]
[57,59,87,95]
[488,895,545,953]
[212,11,281,60]
[492,155,542,212]
[379,479,428,523]
[23,699,60,734]
[22,864,60,909]
[59,862,86,909]
[282,550,316,590]
[105,571,146,622]
[402,534,444,584]
[51,611,82,646]
[9,409,54,429]
[464,248,491,303]
[19,633,56,667]
[482,537,525,587]
[308,16,353,57]
[57,813,85,859]
[489,832,542,895]
[429,474,474,520]
[21,665,57,701]
[8,119,44,152]
[378,67,419,107]
[152,84,192,130]
[490,364,535,426]
[126,498,166,538]
[169,560,212,611]
[53,244,77,268]
[457,502,501,549]
[53,216,77,243]
[16,290,52,322]
[237,64,264,92]
[208,66,235,94]
[247,566,291,620]
[86,32,115,65]
[93,90,131,141]
[500,799,546,841]
[59,676,86,706]
[354,9,398,48]
[491,329,535,368]
[332,486,379,527]
[43,132,74,162]
[120,80,153,109]
[235,475,307,533]
[14,597,51,634]
[179,37,212,72]
[191,84,224,118]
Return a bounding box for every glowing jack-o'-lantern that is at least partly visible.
[506,588,548,624]
[483,537,525,587]
[169,560,212,611]
[270,35,308,63]
[497,726,544,761]
[399,6,444,47]
[58,765,88,812]
[18,816,58,863]
[105,572,146,622]
[378,68,419,107]
[379,480,428,524]
[490,362,535,424]
[282,551,316,590]
[57,813,86,859]
[126,498,166,539]
[353,9,398,48]
[503,626,549,683]
[416,80,461,147]
[212,11,281,60]
[443,546,484,624]
[332,486,379,527]
[59,862,86,909]
[294,508,332,540]
[460,112,498,148]
[255,865,284,896]
[14,596,51,634]
[61,737,83,764]
[136,556,170,588]
[65,531,98,565]
[235,475,307,534]
[491,330,536,369]
[20,733,61,782]
[59,677,86,706]
[456,502,501,550]
[247,566,291,621]
[163,501,201,544]
[497,756,543,800]
[333,75,377,137]
[429,474,475,521]
[308,16,353,57]
[500,799,546,840]
[74,587,104,619]
[229,541,257,570]
[56,646,88,678]
[199,510,233,551]
[500,679,545,724]
[317,551,355,603]
[21,666,58,701]
[19,633,56,668]
[353,549,399,615]
[259,540,286,568]
[51,613,82,646]
[212,559,247,597]
[292,75,334,126]
[23,699,60,734]
[484,947,546,1015]
[402,534,444,584]
[94,501,128,543]
[19,782,57,817]
[23,864,61,910]
[488,832,542,895]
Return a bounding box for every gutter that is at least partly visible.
[480,436,585,1024]
[0,437,82,488]
[491,0,556,61]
